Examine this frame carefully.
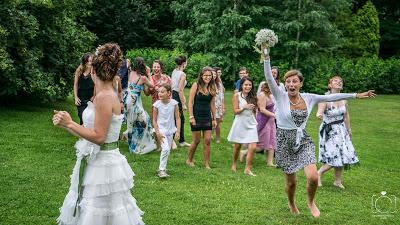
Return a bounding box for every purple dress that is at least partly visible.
[256,99,276,150]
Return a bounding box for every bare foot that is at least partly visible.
[244,170,256,176]
[231,164,237,172]
[186,159,195,167]
[266,163,276,167]
[333,182,345,189]
[172,141,177,150]
[318,173,322,187]
[239,150,247,163]
[307,202,320,218]
[205,164,211,170]
[288,203,300,214]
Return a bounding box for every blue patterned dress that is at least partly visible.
[124,82,156,154]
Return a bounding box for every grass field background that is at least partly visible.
[0,91,399,224]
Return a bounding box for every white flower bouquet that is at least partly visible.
[254,28,278,62]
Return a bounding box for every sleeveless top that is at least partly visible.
[77,73,94,101]
[171,69,187,92]
[193,86,212,121]
[83,101,123,143]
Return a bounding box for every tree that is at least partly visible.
[83,0,176,50]
[169,0,273,83]
[348,1,380,57]
[271,0,350,69]
[0,0,95,101]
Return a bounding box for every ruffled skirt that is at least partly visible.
[57,149,144,225]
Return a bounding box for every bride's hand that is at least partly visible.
[53,110,73,128]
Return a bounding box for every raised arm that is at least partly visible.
[313,90,375,104]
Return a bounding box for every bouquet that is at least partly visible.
[254,28,278,62]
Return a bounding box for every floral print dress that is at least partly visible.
[124,81,157,154]
[318,104,359,167]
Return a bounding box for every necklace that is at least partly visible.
[289,96,301,106]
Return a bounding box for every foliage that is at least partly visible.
[305,57,400,94]
[0,0,95,101]
[83,0,175,50]
[345,1,380,57]
[126,48,218,86]
[353,0,400,58]
[169,0,271,83]
[271,0,351,69]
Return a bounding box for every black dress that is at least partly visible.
[77,73,94,125]
[191,88,212,131]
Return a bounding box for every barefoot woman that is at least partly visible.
[262,48,375,217]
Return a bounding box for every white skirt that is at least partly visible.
[227,113,258,144]
[57,149,144,225]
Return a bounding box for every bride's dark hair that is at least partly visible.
[92,43,122,81]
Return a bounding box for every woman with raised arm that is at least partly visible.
[262,48,375,218]
[53,43,144,225]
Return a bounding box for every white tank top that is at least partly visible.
[171,69,186,92]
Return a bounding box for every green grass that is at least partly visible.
[1,92,399,225]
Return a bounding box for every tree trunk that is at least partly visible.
[295,0,301,69]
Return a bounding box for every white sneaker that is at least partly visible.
[158,170,169,178]
[179,142,191,147]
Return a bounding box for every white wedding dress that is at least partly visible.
[57,102,144,225]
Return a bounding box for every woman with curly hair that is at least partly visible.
[53,43,144,225]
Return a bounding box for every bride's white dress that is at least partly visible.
[57,102,144,225]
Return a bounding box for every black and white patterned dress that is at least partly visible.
[318,104,359,167]
[276,109,316,174]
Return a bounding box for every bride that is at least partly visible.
[53,43,144,225]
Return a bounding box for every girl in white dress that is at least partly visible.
[53,43,144,225]
[228,77,259,176]
[152,84,181,178]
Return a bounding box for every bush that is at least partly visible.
[0,1,95,102]
[126,48,400,94]
[305,57,400,94]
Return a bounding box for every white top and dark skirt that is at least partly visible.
[264,60,357,174]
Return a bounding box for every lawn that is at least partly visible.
[0,92,399,225]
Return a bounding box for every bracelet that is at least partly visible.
[189,116,194,119]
